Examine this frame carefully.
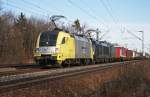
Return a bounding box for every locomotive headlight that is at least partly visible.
[55,48,59,53]
[36,48,40,52]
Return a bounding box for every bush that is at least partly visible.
[98,62,150,97]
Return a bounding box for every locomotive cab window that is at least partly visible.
[61,37,65,44]
[39,31,58,46]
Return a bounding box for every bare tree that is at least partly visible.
[81,23,89,35]
[0,11,19,63]
[72,19,81,34]
[0,7,95,64]
[28,16,50,58]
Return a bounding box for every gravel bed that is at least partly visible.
[0,68,16,72]
[0,63,113,83]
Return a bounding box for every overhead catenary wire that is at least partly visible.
[67,0,107,27]
[98,0,130,42]
[98,0,125,32]
[105,0,112,9]
[98,0,118,24]
[7,1,132,37]
[79,0,107,25]
[105,0,115,18]
[68,0,114,41]
[4,2,48,18]
[22,0,57,14]
[42,0,65,12]
[8,0,48,15]
[126,29,142,40]
[21,0,75,27]
[80,0,111,39]
[105,0,127,34]
[67,0,97,21]
[102,0,132,35]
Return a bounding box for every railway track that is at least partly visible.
[0,60,140,93]
[0,67,48,77]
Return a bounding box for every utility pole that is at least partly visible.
[138,31,144,56]
[125,29,144,56]
[96,28,100,41]
[149,44,150,54]
[86,28,101,41]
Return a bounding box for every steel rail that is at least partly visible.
[0,60,140,93]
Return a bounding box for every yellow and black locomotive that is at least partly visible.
[34,29,93,66]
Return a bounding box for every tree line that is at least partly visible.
[0,9,51,64]
[0,3,89,64]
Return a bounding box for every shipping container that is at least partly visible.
[114,46,127,59]
[126,50,133,59]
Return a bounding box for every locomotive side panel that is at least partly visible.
[57,32,75,62]
[74,36,92,59]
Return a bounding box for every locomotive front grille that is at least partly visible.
[35,54,57,61]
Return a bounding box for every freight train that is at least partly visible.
[34,28,148,66]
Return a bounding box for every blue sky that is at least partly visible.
[2,0,150,23]
[1,0,150,53]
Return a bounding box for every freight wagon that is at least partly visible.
[126,50,133,60]
[144,53,150,59]
[133,51,143,59]
[92,40,112,63]
[114,46,127,61]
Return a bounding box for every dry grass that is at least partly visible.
[94,60,150,97]
[0,60,150,97]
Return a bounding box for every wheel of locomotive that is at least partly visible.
[67,60,72,67]
[80,59,85,65]
[85,59,91,65]
[66,60,72,67]
[36,60,44,66]
[61,61,67,67]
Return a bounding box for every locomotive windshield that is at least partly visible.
[39,31,58,46]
